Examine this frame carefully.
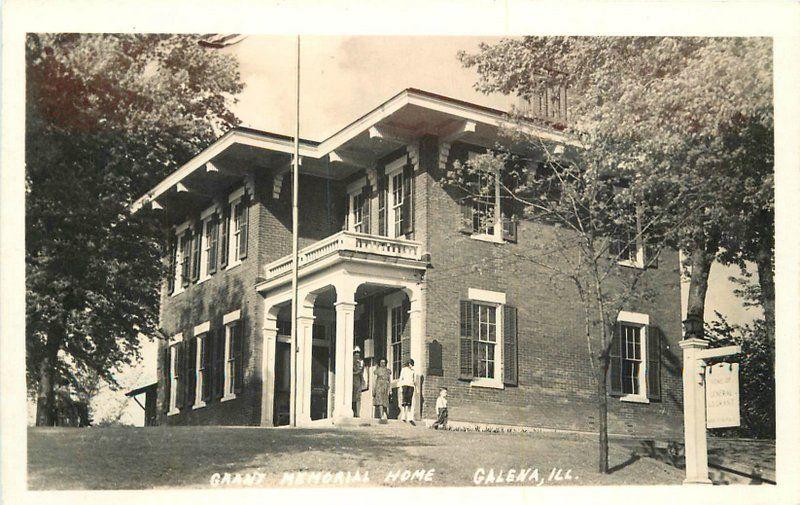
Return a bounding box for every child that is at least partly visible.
[398,359,416,425]
[431,387,448,430]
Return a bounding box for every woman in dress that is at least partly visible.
[372,358,391,422]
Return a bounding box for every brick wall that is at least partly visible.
[156,170,345,426]
[417,139,684,438]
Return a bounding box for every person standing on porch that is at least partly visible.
[399,359,416,425]
[372,358,391,423]
[352,347,365,417]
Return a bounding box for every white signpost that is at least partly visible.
[679,338,741,485]
[706,363,741,429]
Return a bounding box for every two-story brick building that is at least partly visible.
[132,88,683,437]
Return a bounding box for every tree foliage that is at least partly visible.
[25,34,242,424]
[459,37,774,332]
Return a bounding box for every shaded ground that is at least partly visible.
[29,423,700,490]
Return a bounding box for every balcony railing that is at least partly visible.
[263,231,425,282]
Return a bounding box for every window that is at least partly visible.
[180,229,192,288]
[202,212,219,279]
[226,186,249,268]
[222,310,243,400]
[458,289,518,388]
[621,324,642,395]
[390,305,404,380]
[351,191,365,233]
[608,311,661,402]
[461,151,517,243]
[391,172,404,237]
[194,333,207,407]
[474,304,497,379]
[168,340,180,415]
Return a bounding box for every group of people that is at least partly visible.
[352,347,448,429]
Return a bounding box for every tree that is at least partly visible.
[441,133,689,472]
[25,34,242,425]
[458,37,774,341]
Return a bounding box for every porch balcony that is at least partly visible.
[257,231,427,292]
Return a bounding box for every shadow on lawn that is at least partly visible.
[28,426,439,490]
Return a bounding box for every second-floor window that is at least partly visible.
[391,172,405,237]
[460,151,517,243]
[352,191,365,233]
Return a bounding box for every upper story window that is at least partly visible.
[391,171,405,237]
[381,155,413,239]
[608,311,661,403]
[167,185,250,297]
[460,151,517,244]
[347,179,371,235]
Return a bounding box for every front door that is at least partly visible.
[310,344,329,420]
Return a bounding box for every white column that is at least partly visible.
[295,309,316,426]
[679,338,712,485]
[333,299,356,421]
[260,315,279,426]
[408,287,425,421]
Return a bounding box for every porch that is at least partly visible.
[257,232,428,427]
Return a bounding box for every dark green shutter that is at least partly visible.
[219,205,230,268]
[361,184,371,234]
[460,198,474,234]
[646,326,662,401]
[238,192,249,260]
[343,192,350,230]
[401,164,413,236]
[190,222,201,282]
[400,298,411,365]
[503,305,518,386]
[166,236,176,294]
[208,214,218,275]
[608,323,623,396]
[163,346,171,413]
[186,337,197,407]
[181,230,191,287]
[459,301,474,380]
[645,241,659,268]
[377,174,387,236]
[212,329,225,399]
[202,334,212,402]
[233,322,244,394]
[502,216,518,243]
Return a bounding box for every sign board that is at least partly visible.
[705,362,740,428]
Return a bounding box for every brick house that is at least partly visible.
[133,88,683,437]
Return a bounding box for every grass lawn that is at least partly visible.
[28,423,691,489]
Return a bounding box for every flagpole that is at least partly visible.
[290,34,301,428]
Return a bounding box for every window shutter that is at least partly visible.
[163,347,171,413]
[208,215,219,275]
[186,337,197,407]
[645,242,659,268]
[377,175,387,237]
[400,298,411,365]
[401,164,414,236]
[220,205,230,268]
[459,300,475,380]
[361,185,371,235]
[176,342,186,408]
[190,223,201,282]
[233,323,244,394]
[460,198,474,234]
[238,192,250,260]
[166,236,176,295]
[181,230,191,287]
[502,216,518,243]
[212,329,225,399]
[646,326,662,401]
[342,192,350,231]
[202,334,212,402]
[608,323,623,396]
[503,305,518,386]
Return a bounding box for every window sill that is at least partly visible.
[617,259,645,270]
[221,394,237,402]
[192,401,207,410]
[620,394,650,404]
[470,233,503,244]
[226,260,242,272]
[469,378,504,390]
[167,409,179,416]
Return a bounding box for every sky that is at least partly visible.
[88,35,760,426]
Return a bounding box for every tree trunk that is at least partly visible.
[685,244,716,336]
[597,360,609,473]
[755,241,774,342]
[35,352,57,426]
